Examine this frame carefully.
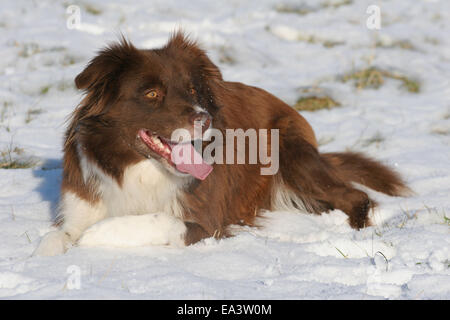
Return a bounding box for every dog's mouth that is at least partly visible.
[137,129,212,180]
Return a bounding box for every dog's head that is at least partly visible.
[73,32,222,178]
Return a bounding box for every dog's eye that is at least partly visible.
[146,90,158,99]
[190,88,196,95]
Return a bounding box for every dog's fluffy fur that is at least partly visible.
[34,33,410,256]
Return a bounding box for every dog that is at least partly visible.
[34,32,409,256]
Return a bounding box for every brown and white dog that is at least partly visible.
[34,33,409,256]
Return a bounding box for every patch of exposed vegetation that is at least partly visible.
[322,0,352,9]
[118,14,126,25]
[341,67,420,93]
[424,37,440,46]
[25,108,43,124]
[57,80,75,91]
[217,46,237,65]
[84,4,102,15]
[431,13,441,22]
[37,80,74,97]
[375,39,416,50]
[424,205,449,226]
[61,54,77,66]
[360,131,385,148]
[265,25,345,48]
[399,76,421,93]
[17,43,68,61]
[0,146,38,169]
[18,42,40,58]
[431,126,450,136]
[275,0,352,16]
[40,85,51,95]
[297,34,344,48]
[293,96,340,112]
[323,40,345,48]
[275,4,315,15]
[295,34,316,44]
[62,1,102,16]
[1,101,13,123]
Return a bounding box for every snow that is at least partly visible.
[0,0,449,299]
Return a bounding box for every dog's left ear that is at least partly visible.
[164,32,223,81]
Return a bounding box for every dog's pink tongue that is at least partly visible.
[171,143,212,180]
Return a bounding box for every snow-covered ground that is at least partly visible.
[0,0,449,299]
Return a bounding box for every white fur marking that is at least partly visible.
[79,148,185,219]
[60,192,107,240]
[78,213,187,248]
[35,145,189,255]
[34,193,106,256]
[193,104,206,113]
[271,177,309,213]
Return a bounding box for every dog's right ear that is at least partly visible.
[75,38,139,91]
[74,53,110,90]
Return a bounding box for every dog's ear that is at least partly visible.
[74,38,140,118]
[164,32,223,114]
[164,31,223,81]
[75,38,139,90]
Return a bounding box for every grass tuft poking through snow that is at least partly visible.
[294,96,340,111]
[341,67,420,93]
[0,146,37,169]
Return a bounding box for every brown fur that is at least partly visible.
[64,32,410,245]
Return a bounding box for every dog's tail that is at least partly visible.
[322,151,411,197]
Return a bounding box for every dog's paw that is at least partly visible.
[33,230,71,256]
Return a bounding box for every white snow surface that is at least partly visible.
[0,0,449,299]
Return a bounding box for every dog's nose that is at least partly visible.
[190,111,211,129]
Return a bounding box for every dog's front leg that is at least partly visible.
[33,192,107,256]
[77,213,187,248]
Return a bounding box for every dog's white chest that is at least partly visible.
[108,160,183,217]
[81,155,183,218]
